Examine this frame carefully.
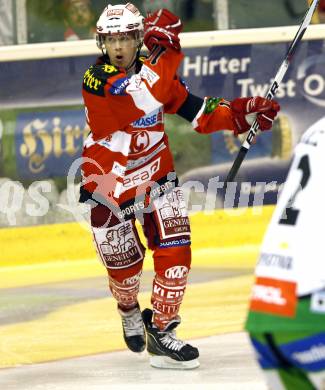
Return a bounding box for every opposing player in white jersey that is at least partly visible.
[246,117,325,389]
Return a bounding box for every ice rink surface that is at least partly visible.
[0,332,267,390]
[0,231,269,390]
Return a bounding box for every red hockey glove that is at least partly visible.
[230,96,280,136]
[144,9,183,52]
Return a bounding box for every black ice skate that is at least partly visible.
[142,308,199,369]
[118,304,146,353]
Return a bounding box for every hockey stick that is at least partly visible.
[225,0,320,184]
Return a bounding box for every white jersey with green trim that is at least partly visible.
[255,117,325,296]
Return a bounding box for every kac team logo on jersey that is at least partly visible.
[130,131,150,153]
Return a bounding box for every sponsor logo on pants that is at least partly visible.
[249,277,297,317]
[165,266,189,279]
[99,221,143,269]
[155,188,190,239]
[122,270,143,286]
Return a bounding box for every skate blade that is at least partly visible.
[149,354,200,370]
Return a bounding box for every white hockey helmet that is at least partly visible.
[96,3,144,51]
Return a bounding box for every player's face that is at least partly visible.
[104,33,138,69]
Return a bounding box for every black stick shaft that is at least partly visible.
[225,0,319,184]
[225,146,248,183]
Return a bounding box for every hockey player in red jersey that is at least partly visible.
[80,3,280,369]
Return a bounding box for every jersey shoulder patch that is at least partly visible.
[83,64,121,97]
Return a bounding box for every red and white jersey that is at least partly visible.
[81,47,188,205]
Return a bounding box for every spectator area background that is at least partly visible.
[0,1,320,46]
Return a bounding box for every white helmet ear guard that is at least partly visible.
[96,3,144,51]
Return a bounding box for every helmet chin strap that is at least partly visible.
[125,50,138,75]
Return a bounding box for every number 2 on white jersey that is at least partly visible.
[279,154,311,226]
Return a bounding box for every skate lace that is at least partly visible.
[122,311,144,337]
[159,331,186,352]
